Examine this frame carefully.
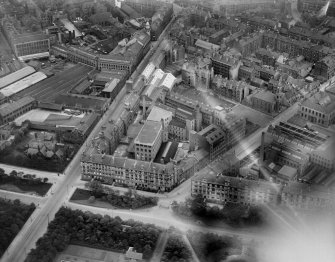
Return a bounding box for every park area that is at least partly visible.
[0,198,35,257]
[55,244,123,262]
[70,183,158,210]
[0,170,51,196]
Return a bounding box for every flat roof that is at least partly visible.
[13,33,49,44]
[102,78,120,93]
[147,106,173,122]
[134,120,162,146]
[195,39,220,51]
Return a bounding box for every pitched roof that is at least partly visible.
[0,96,35,117]
[302,92,335,114]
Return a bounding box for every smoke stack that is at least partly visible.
[58,32,63,43]
[142,96,146,119]
[69,31,72,44]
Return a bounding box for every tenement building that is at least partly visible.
[191,171,334,210]
[81,154,181,192]
[299,92,335,127]
[191,171,278,206]
[190,124,227,161]
[211,75,253,103]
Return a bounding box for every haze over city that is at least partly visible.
[0,0,334,262]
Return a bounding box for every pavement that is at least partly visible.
[150,232,169,262]
[182,234,200,262]
[0,163,62,184]
[1,92,298,262]
[0,13,301,262]
[0,19,176,262]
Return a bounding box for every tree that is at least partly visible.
[10,170,17,177]
[88,196,95,203]
[85,180,104,197]
[143,244,152,258]
[0,168,5,176]
[190,194,206,216]
[43,178,49,183]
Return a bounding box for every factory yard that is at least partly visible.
[14,109,85,126]
[13,64,93,103]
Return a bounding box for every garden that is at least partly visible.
[0,198,35,258]
[70,181,158,210]
[0,169,52,196]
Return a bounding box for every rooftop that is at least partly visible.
[170,117,186,129]
[302,92,335,114]
[134,120,162,146]
[12,32,49,44]
[195,39,220,51]
[252,90,276,104]
[0,66,35,89]
[147,106,173,122]
[0,96,35,117]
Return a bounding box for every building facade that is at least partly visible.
[134,120,163,161]
[0,97,36,125]
[299,92,335,127]
[211,75,252,103]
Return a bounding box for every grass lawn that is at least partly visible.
[0,176,52,196]
[70,188,115,209]
[0,184,35,194]
[70,188,91,201]
[70,188,158,210]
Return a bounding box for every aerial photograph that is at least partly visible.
[0,0,334,261]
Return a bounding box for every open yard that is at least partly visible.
[15,108,85,126]
[13,64,94,103]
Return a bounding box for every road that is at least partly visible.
[1,18,175,262]
[182,234,200,262]
[1,85,299,262]
[1,82,128,262]
[1,12,300,261]
[234,102,300,160]
[66,201,270,243]
[150,232,169,262]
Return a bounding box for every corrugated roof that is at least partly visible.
[0,66,35,89]
[0,72,47,97]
